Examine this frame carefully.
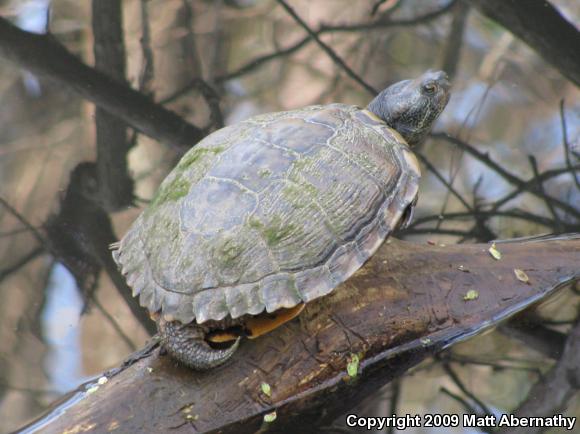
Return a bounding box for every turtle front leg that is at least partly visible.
[157,318,240,370]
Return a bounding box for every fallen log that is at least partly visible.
[19,235,580,433]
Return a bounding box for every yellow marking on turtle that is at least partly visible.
[206,330,240,343]
[401,147,421,176]
[206,304,305,343]
[359,109,385,124]
[360,109,408,145]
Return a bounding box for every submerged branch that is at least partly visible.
[0,17,204,148]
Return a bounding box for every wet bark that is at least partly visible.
[19,234,580,433]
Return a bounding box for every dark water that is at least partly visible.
[0,0,578,432]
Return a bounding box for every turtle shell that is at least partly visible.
[112,103,420,325]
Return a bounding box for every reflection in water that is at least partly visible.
[15,0,50,34]
[0,0,577,431]
[15,0,51,97]
[41,263,85,393]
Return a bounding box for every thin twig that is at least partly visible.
[197,80,224,130]
[161,79,224,130]
[560,99,580,190]
[370,0,401,17]
[416,151,473,211]
[440,387,480,415]
[92,294,138,351]
[442,362,493,416]
[0,226,41,238]
[433,133,580,219]
[436,79,496,231]
[0,246,45,285]
[387,380,401,434]
[0,196,46,245]
[322,1,458,33]
[445,354,543,375]
[138,0,155,94]
[407,209,566,232]
[216,35,311,84]
[490,164,580,212]
[187,2,456,88]
[276,0,377,95]
[528,155,563,229]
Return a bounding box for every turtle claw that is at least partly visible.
[158,319,240,370]
[399,194,418,230]
[181,337,240,371]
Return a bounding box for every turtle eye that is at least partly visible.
[422,82,437,94]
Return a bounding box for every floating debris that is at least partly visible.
[97,376,108,385]
[346,354,360,378]
[86,385,99,395]
[514,268,530,284]
[264,411,277,423]
[488,243,502,260]
[463,289,479,301]
[261,382,272,397]
[457,265,469,273]
[420,337,432,346]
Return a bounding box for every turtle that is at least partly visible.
[112,70,451,370]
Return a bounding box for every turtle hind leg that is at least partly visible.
[157,319,240,370]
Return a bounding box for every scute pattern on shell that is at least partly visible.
[112,104,420,324]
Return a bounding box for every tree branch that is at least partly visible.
[276,0,377,95]
[0,246,44,285]
[92,0,134,211]
[320,1,458,33]
[440,1,469,79]
[0,17,204,148]
[466,0,580,86]
[490,164,580,213]
[560,100,580,189]
[433,133,580,220]
[160,3,457,97]
[497,316,580,434]
[0,196,47,246]
[21,235,580,433]
[44,163,156,335]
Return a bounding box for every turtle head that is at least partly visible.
[367,70,450,146]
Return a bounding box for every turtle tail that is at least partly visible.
[157,319,240,370]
